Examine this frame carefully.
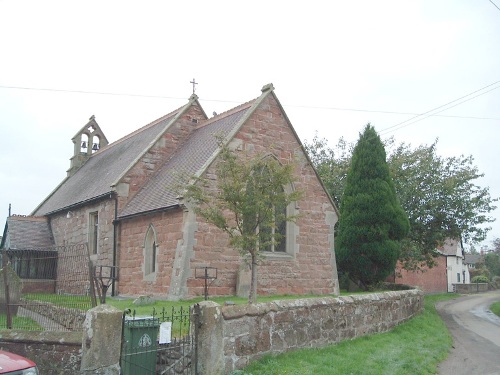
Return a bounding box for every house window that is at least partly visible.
[457,272,461,283]
[244,162,296,256]
[88,212,99,255]
[144,225,157,278]
[259,190,287,253]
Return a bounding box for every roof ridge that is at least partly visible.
[92,107,182,154]
[9,215,47,221]
[196,99,256,129]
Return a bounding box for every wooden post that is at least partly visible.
[2,252,12,329]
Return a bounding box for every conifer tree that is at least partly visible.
[335,124,409,289]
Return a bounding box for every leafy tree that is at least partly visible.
[388,142,497,270]
[304,135,352,207]
[180,141,302,303]
[491,238,500,254]
[305,135,498,271]
[335,125,409,289]
[484,253,500,278]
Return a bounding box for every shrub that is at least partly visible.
[471,275,489,283]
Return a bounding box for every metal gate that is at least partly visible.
[120,304,199,375]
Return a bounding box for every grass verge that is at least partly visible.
[491,301,500,317]
[232,294,457,375]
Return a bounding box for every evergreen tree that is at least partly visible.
[335,125,409,289]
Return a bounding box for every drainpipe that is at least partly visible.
[112,194,118,296]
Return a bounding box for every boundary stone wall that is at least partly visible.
[453,283,489,293]
[195,289,424,374]
[0,330,82,374]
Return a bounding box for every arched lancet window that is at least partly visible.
[259,184,287,252]
[144,225,157,277]
[245,157,292,254]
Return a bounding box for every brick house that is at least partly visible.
[3,84,340,299]
[388,238,470,293]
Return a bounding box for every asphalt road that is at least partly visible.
[436,290,500,375]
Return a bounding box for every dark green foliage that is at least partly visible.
[388,142,497,270]
[335,125,409,288]
[305,134,497,272]
[471,275,489,283]
[484,253,500,277]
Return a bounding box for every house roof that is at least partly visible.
[464,253,483,265]
[2,216,55,250]
[32,100,198,216]
[437,238,463,257]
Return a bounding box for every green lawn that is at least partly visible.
[0,313,41,330]
[491,301,500,317]
[232,294,457,375]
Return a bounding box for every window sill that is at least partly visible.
[143,272,157,282]
[261,252,294,261]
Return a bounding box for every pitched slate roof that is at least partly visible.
[464,253,483,265]
[32,106,188,216]
[437,238,463,257]
[118,102,254,218]
[3,216,55,250]
[30,83,337,220]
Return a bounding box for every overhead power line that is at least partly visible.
[1,82,500,124]
[379,80,500,136]
[490,0,500,12]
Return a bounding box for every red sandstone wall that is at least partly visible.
[116,93,339,298]
[392,256,448,293]
[117,209,184,296]
[187,93,339,298]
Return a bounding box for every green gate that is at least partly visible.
[120,306,198,375]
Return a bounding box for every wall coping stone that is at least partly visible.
[0,330,82,345]
[221,290,422,320]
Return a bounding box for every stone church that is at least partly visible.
[3,84,340,299]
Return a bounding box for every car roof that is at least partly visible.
[0,350,36,372]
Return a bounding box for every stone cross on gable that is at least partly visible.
[190,78,198,94]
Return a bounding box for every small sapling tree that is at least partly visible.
[180,140,302,303]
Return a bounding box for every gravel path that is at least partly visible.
[436,291,500,375]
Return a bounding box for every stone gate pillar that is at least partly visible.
[80,304,123,374]
[193,301,224,375]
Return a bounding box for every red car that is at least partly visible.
[0,350,39,375]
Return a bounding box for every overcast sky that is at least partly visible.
[1,0,499,249]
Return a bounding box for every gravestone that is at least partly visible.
[236,263,251,298]
[0,264,22,315]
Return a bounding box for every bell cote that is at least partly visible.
[67,116,109,177]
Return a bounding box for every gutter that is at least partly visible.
[112,194,118,296]
[116,204,181,222]
[40,193,112,217]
